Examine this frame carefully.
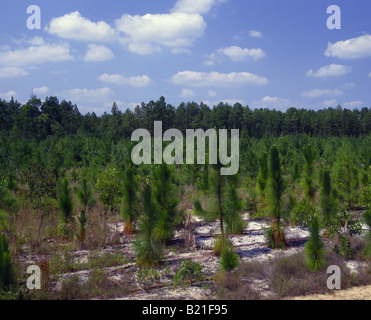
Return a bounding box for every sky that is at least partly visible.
[0,0,371,115]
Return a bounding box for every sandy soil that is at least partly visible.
[18,211,370,300]
[291,285,371,300]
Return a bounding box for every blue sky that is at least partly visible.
[0,0,370,115]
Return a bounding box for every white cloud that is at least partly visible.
[62,87,114,103]
[84,44,114,62]
[217,46,265,61]
[343,100,363,108]
[249,30,262,38]
[342,82,356,89]
[0,67,29,78]
[204,46,265,65]
[98,73,152,87]
[33,86,49,95]
[208,90,216,97]
[201,99,245,107]
[27,36,45,46]
[103,101,139,111]
[203,60,215,66]
[180,88,195,99]
[306,64,352,78]
[217,99,245,106]
[325,34,371,59]
[46,11,117,42]
[171,48,192,54]
[116,12,206,54]
[171,71,269,87]
[252,96,295,110]
[302,88,343,98]
[368,72,371,78]
[0,43,73,67]
[322,99,337,107]
[172,0,226,14]
[0,91,17,100]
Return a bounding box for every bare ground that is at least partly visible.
[18,212,370,300]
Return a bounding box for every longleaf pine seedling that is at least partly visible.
[121,165,139,235]
[193,148,245,256]
[134,184,163,267]
[304,215,326,272]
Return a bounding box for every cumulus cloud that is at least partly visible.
[33,86,49,95]
[172,0,226,14]
[201,99,245,107]
[208,90,216,97]
[0,91,17,100]
[84,44,114,62]
[46,1,226,55]
[322,99,337,107]
[249,30,262,38]
[46,11,117,42]
[0,43,73,67]
[204,46,265,65]
[171,71,269,87]
[27,36,45,46]
[302,88,343,98]
[62,87,114,103]
[218,46,265,61]
[98,73,152,87]
[343,100,363,108]
[252,96,295,110]
[180,88,195,99]
[0,67,29,78]
[116,12,206,54]
[325,34,371,59]
[306,64,352,78]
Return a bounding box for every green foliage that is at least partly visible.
[153,164,182,244]
[301,144,317,202]
[76,178,94,210]
[360,183,371,208]
[193,160,244,245]
[75,178,94,243]
[0,210,10,233]
[292,199,317,227]
[219,247,239,272]
[137,267,160,287]
[333,142,359,208]
[363,209,371,260]
[96,167,123,213]
[133,184,163,267]
[19,163,56,212]
[96,167,123,245]
[265,146,289,249]
[257,152,268,198]
[304,216,326,272]
[265,225,286,250]
[224,185,246,234]
[121,165,139,234]
[333,234,354,260]
[213,234,232,256]
[0,233,15,291]
[57,179,74,223]
[319,170,338,228]
[173,260,206,286]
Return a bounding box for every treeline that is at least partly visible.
[1,95,370,141]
